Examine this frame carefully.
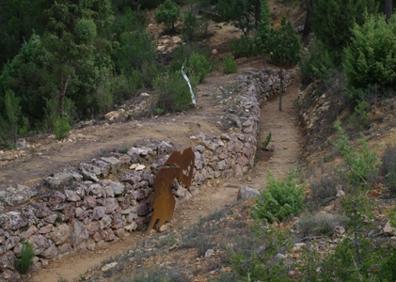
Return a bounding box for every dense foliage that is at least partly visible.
[252,172,304,223]
[312,0,379,56]
[344,15,396,94]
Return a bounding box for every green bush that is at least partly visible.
[334,122,379,188]
[317,238,394,281]
[0,90,22,147]
[298,212,347,237]
[252,172,304,223]
[155,0,180,32]
[344,15,396,96]
[53,116,71,140]
[223,55,237,74]
[312,0,378,56]
[15,241,34,274]
[382,146,396,194]
[154,72,193,113]
[186,52,212,83]
[266,19,301,66]
[230,36,258,58]
[182,11,197,41]
[300,40,335,83]
[348,99,370,131]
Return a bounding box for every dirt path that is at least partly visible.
[29,70,302,282]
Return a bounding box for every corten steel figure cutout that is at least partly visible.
[147,147,195,232]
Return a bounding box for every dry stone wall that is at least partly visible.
[0,68,289,281]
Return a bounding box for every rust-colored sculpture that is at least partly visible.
[147,147,195,232]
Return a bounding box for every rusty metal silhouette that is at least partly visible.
[147,147,195,232]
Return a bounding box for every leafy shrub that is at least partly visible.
[344,15,396,96]
[268,19,301,66]
[334,122,379,188]
[154,72,193,113]
[186,52,212,83]
[348,99,370,131]
[223,55,237,74]
[310,176,338,207]
[381,146,396,194]
[252,172,304,223]
[15,241,34,274]
[300,40,335,84]
[230,36,258,58]
[53,116,71,140]
[155,0,180,32]
[298,212,347,237]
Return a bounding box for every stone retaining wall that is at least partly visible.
[0,68,289,281]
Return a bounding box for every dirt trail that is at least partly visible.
[30,70,302,282]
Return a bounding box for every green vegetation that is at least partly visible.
[334,122,380,188]
[252,172,304,223]
[300,40,334,84]
[154,72,193,113]
[266,19,301,66]
[155,0,180,33]
[0,90,22,147]
[298,212,346,237]
[15,241,34,274]
[230,226,292,282]
[53,116,71,140]
[344,14,396,99]
[186,52,212,83]
[382,146,396,194]
[312,0,379,57]
[223,55,238,74]
[261,132,272,151]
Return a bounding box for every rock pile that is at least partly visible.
[0,68,289,281]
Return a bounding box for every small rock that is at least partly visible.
[336,190,345,198]
[384,221,396,235]
[237,186,260,200]
[204,249,215,258]
[101,261,118,272]
[159,224,169,232]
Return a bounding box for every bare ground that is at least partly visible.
[29,69,302,282]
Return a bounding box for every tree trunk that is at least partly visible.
[384,0,393,19]
[58,76,70,117]
[254,0,261,29]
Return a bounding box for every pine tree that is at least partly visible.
[312,0,378,57]
[258,0,271,43]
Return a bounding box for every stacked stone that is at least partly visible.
[0,140,174,281]
[0,68,290,281]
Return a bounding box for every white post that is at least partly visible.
[181,65,197,107]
